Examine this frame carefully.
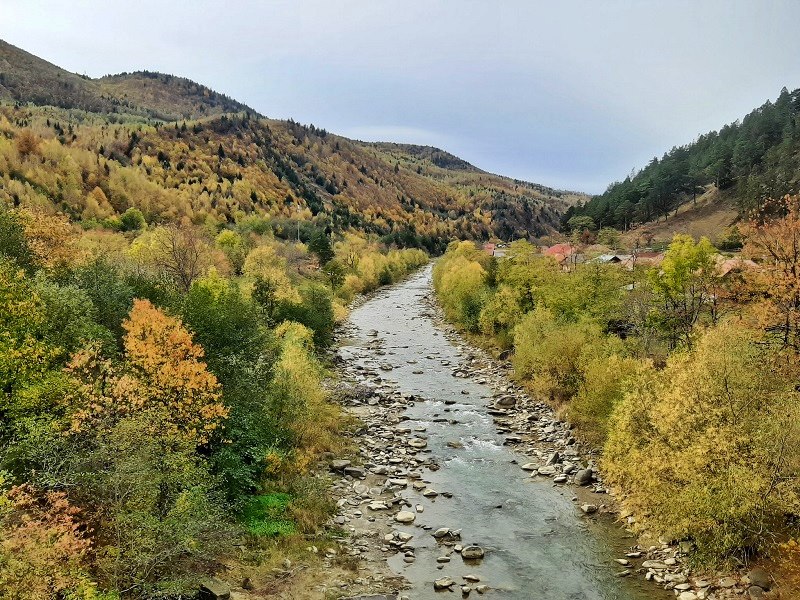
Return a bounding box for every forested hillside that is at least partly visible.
[0,70,438,600]
[0,40,256,121]
[565,87,800,235]
[0,39,582,248]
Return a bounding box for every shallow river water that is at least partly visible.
[339,266,667,600]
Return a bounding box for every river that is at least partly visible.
[336,266,668,600]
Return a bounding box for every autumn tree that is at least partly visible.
[14,129,40,158]
[13,208,86,271]
[604,322,800,562]
[743,194,800,356]
[215,229,248,275]
[0,483,96,599]
[69,299,227,444]
[648,234,717,348]
[154,224,210,292]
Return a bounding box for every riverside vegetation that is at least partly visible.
[0,197,426,598]
[2,35,800,599]
[433,197,800,572]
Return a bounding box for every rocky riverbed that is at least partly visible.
[318,266,776,600]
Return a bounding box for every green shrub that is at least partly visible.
[241,493,296,537]
[119,207,146,231]
[512,308,604,404]
[274,282,335,347]
[568,351,639,446]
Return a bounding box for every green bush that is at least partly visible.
[512,308,604,404]
[274,282,335,347]
[241,493,296,537]
[119,207,146,232]
[568,351,639,446]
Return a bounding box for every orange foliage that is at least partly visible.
[0,484,94,598]
[69,299,227,444]
[743,194,800,356]
[14,128,40,158]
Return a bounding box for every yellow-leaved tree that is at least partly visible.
[69,299,227,444]
[603,322,800,562]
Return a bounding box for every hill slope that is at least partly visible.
[0,40,256,121]
[0,40,585,248]
[565,86,800,241]
[619,186,739,248]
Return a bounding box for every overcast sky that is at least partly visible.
[4,1,800,193]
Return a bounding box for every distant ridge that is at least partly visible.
[0,39,588,245]
[0,39,256,121]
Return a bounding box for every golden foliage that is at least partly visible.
[69,299,227,444]
[603,322,800,560]
[0,484,96,600]
[14,208,86,270]
[270,322,341,472]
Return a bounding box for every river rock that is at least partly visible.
[546,451,561,465]
[461,545,485,560]
[434,577,455,590]
[748,585,765,599]
[408,438,427,449]
[475,584,489,593]
[199,579,230,600]
[580,504,597,514]
[521,463,538,471]
[432,527,451,539]
[574,469,593,485]
[331,459,352,471]
[536,465,556,476]
[677,593,698,600]
[642,560,668,570]
[344,466,366,478]
[395,511,416,523]
[747,568,771,590]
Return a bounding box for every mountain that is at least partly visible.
[0,40,584,249]
[565,87,800,245]
[0,39,256,121]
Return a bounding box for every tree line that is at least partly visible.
[564,87,800,232]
